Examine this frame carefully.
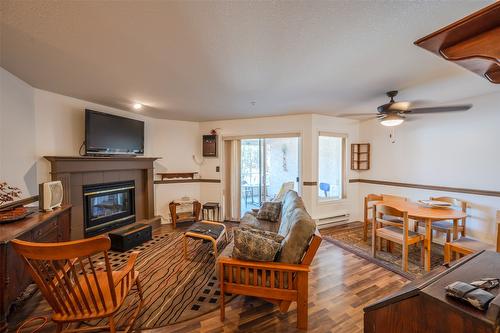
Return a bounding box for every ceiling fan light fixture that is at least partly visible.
[380,114,404,127]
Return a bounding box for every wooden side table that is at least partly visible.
[169,200,201,228]
[202,202,220,221]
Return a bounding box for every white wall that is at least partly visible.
[359,91,500,244]
[0,67,200,221]
[198,114,362,222]
[33,89,201,222]
[0,67,37,196]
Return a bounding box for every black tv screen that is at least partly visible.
[85,109,144,155]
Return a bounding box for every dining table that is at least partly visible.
[374,199,467,272]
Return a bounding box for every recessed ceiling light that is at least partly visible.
[133,103,143,110]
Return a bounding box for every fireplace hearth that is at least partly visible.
[83,180,136,237]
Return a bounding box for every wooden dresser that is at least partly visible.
[364,250,500,333]
[0,205,71,332]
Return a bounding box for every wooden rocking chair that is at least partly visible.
[11,235,143,333]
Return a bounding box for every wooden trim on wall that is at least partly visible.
[349,179,500,198]
[303,181,317,186]
[154,179,221,184]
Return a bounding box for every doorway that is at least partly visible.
[239,137,300,217]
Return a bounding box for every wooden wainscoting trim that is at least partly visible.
[303,181,317,186]
[154,179,221,184]
[349,179,500,198]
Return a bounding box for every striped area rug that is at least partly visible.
[8,226,233,332]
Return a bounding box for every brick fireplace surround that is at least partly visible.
[44,156,161,240]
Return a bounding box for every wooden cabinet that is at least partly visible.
[364,251,500,333]
[0,205,71,332]
[203,135,217,157]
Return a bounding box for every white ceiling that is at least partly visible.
[0,0,495,121]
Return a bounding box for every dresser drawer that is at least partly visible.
[32,217,59,242]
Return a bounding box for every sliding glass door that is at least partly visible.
[240,137,299,216]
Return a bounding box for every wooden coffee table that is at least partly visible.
[183,221,227,258]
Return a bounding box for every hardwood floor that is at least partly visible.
[145,238,408,333]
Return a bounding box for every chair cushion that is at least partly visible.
[382,215,403,223]
[451,237,493,252]
[232,228,283,261]
[256,201,282,222]
[377,225,422,241]
[432,220,464,231]
[240,212,279,233]
[278,208,316,264]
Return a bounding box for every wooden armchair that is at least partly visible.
[444,210,500,264]
[372,204,425,272]
[217,230,322,330]
[11,235,143,333]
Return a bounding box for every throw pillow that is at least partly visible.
[239,225,285,243]
[232,228,282,261]
[256,201,282,222]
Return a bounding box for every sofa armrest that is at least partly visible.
[218,256,309,272]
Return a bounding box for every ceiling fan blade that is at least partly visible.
[335,113,377,117]
[390,102,411,111]
[406,104,472,114]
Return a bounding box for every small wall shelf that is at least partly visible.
[351,143,370,170]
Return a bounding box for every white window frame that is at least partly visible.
[317,131,347,202]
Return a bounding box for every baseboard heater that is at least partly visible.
[316,212,350,228]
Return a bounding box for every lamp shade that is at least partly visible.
[380,114,404,127]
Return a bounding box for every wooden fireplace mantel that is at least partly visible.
[44,156,161,240]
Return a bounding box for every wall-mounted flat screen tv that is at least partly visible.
[85,109,144,156]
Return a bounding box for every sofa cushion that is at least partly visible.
[232,228,282,261]
[256,201,282,222]
[278,194,305,236]
[278,207,316,264]
[240,212,280,233]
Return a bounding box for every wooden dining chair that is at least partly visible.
[363,194,408,242]
[430,196,467,242]
[11,235,143,333]
[444,210,500,264]
[372,204,425,272]
[364,194,383,241]
[381,194,408,202]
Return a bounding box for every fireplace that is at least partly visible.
[83,180,136,237]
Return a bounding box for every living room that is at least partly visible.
[1,1,500,332]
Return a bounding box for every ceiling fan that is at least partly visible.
[340,91,472,127]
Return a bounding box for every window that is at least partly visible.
[318,133,345,200]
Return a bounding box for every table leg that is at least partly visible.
[425,219,432,272]
[452,219,459,240]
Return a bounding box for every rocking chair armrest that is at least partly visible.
[114,251,140,286]
[217,256,310,273]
